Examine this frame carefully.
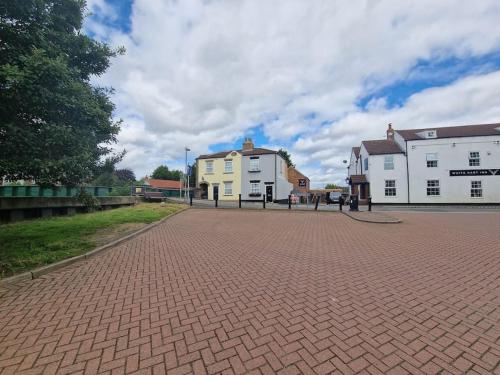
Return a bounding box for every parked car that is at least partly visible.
[328,191,342,204]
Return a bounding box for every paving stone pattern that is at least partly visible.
[0,209,499,374]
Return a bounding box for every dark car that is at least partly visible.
[329,191,342,204]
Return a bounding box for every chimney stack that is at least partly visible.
[242,137,254,151]
[386,123,394,140]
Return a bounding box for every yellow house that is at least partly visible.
[197,150,242,200]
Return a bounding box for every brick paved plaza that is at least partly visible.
[1,209,499,374]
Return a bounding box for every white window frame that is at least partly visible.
[224,181,233,196]
[426,153,438,168]
[250,182,260,195]
[470,180,482,198]
[384,155,394,170]
[469,151,480,167]
[224,160,233,173]
[384,180,396,197]
[205,160,214,173]
[249,158,260,171]
[426,180,440,196]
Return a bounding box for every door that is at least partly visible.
[266,185,273,202]
[213,185,219,200]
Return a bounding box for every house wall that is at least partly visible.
[365,154,408,204]
[196,151,241,200]
[241,153,293,200]
[406,135,500,203]
[288,167,310,194]
[347,150,360,176]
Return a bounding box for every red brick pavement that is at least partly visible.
[0,209,499,374]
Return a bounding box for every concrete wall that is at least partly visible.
[406,135,500,203]
[0,196,137,223]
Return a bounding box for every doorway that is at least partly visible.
[200,183,208,199]
[266,185,273,202]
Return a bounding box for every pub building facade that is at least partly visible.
[347,123,500,204]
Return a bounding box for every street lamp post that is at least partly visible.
[185,147,191,202]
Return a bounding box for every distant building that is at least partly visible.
[347,123,500,204]
[132,178,182,197]
[196,138,293,202]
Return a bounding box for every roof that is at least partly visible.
[145,179,181,189]
[198,148,277,159]
[288,166,310,180]
[396,123,500,141]
[352,147,360,159]
[362,140,404,155]
[349,174,367,184]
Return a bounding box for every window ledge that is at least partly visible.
[249,193,262,197]
[223,172,233,174]
[205,172,214,175]
[248,170,261,173]
[224,194,233,196]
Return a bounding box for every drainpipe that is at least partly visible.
[274,153,277,200]
[405,140,410,204]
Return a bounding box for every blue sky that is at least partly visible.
[85,0,500,186]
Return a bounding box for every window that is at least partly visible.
[250,182,260,195]
[427,180,440,196]
[471,181,482,197]
[280,159,283,175]
[205,160,214,173]
[426,153,438,168]
[364,158,368,171]
[224,182,232,195]
[384,155,394,170]
[469,152,480,166]
[224,160,233,173]
[385,180,396,196]
[249,158,260,171]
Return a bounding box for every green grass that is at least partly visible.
[0,203,186,278]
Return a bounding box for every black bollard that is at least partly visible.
[288,195,291,209]
[215,198,218,208]
[339,196,343,211]
[315,195,320,211]
[368,197,372,211]
[239,194,242,208]
[190,195,193,206]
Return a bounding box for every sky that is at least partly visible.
[84,0,500,186]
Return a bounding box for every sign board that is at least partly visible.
[449,169,499,177]
[298,179,307,187]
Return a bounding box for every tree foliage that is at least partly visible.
[115,168,135,182]
[0,0,124,186]
[277,149,294,168]
[325,183,342,189]
[151,165,182,180]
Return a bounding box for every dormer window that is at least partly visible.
[426,130,436,138]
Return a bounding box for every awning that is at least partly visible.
[349,174,368,184]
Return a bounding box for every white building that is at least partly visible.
[347,123,500,204]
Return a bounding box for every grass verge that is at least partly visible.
[0,203,186,278]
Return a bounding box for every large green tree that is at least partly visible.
[151,165,182,180]
[0,0,123,185]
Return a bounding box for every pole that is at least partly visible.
[185,148,187,202]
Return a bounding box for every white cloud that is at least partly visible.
[86,0,500,181]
